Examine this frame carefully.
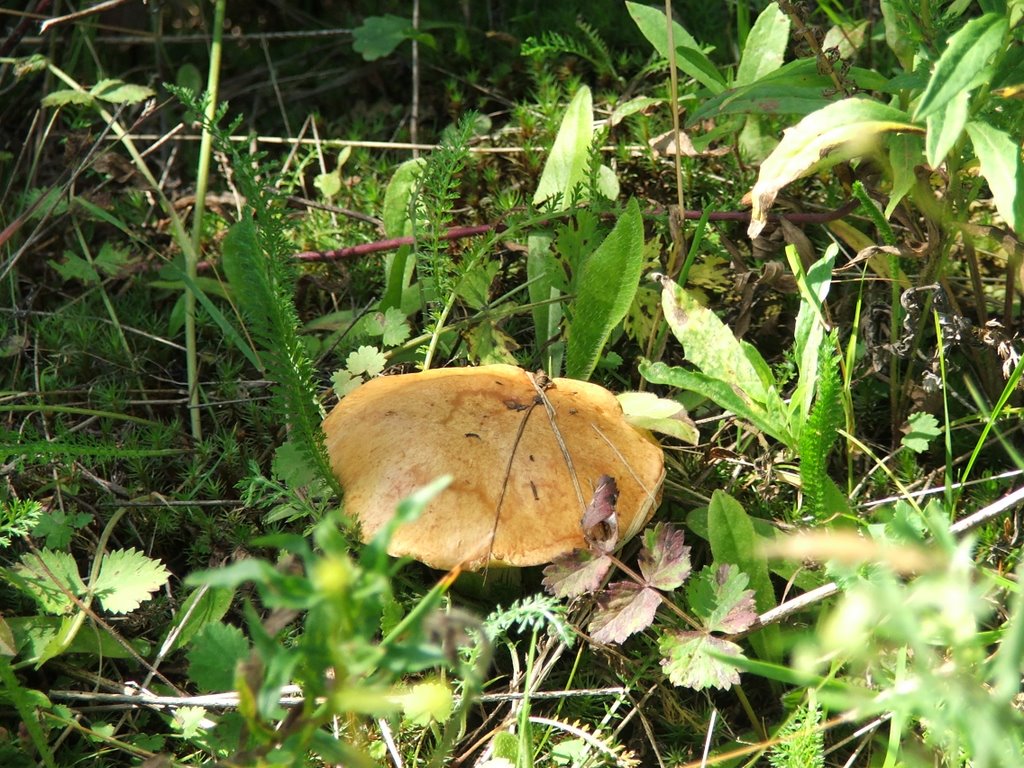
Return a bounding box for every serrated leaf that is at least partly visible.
[32,509,92,550]
[748,98,919,237]
[331,368,362,398]
[345,345,386,377]
[53,251,99,283]
[566,199,644,379]
[272,440,318,487]
[589,581,661,644]
[41,89,94,108]
[659,630,744,689]
[638,523,691,591]
[901,411,942,453]
[14,550,87,615]
[91,79,155,105]
[92,548,170,614]
[542,551,612,598]
[914,14,1007,120]
[186,622,249,692]
[686,564,758,634]
[172,706,209,739]
[965,121,1024,233]
[379,307,411,346]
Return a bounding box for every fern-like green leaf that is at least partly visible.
[798,334,843,520]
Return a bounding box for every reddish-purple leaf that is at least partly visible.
[542,550,613,598]
[637,522,691,591]
[659,629,744,690]
[589,581,661,644]
[581,475,620,555]
[686,564,757,634]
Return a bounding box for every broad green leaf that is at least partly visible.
[735,2,789,87]
[822,20,869,59]
[314,170,342,199]
[707,491,776,617]
[167,586,235,651]
[902,411,942,454]
[789,244,837,429]
[674,46,727,93]
[691,60,889,124]
[533,86,595,209]
[659,629,744,689]
[914,14,1007,120]
[187,622,249,692]
[625,2,724,92]
[381,158,425,311]
[640,361,793,445]
[12,550,86,615]
[616,391,699,444]
[40,89,93,107]
[925,90,969,168]
[748,98,919,237]
[885,133,925,218]
[965,121,1024,233]
[90,79,155,105]
[707,490,781,661]
[527,232,564,375]
[686,564,757,634]
[658,274,772,405]
[565,198,644,379]
[345,345,386,377]
[394,679,453,726]
[608,96,662,127]
[92,548,170,614]
[352,15,412,61]
[6,615,148,661]
[382,158,426,238]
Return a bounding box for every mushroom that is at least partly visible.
[322,364,665,570]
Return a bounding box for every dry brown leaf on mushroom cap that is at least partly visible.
[322,364,666,571]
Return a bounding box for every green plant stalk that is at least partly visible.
[932,311,955,511]
[422,291,457,370]
[186,0,227,442]
[957,355,1024,494]
[0,656,57,768]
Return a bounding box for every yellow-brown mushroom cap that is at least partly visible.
[322,364,665,570]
